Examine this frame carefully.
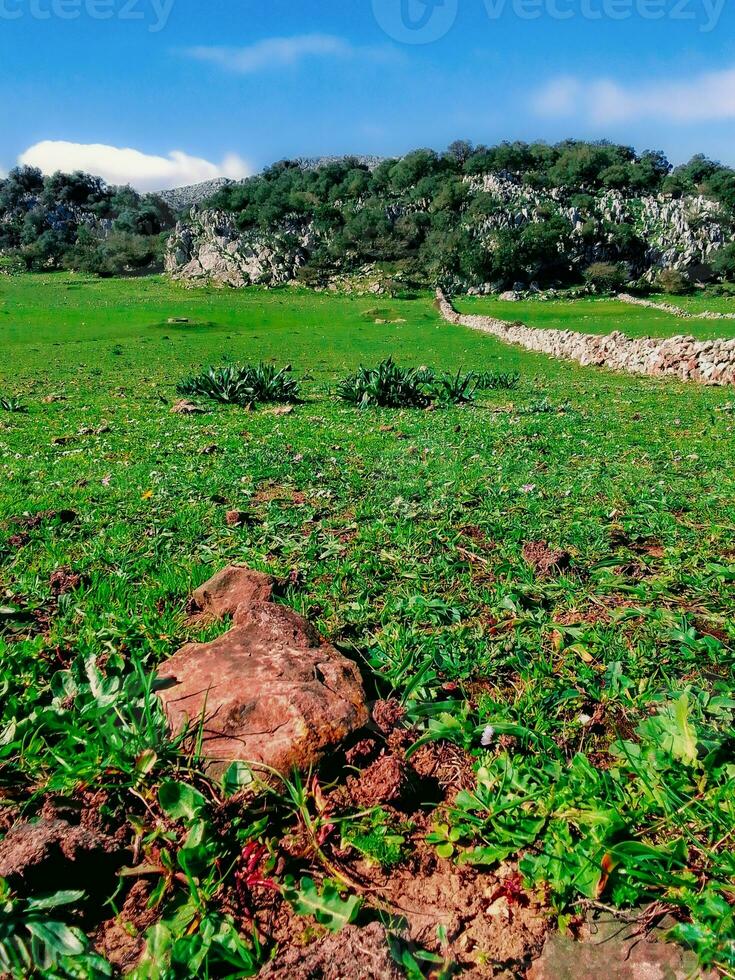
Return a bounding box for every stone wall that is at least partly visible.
[617,293,735,321]
[436,290,735,386]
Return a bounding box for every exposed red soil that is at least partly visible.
[260,921,402,980]
[365,852,550,976]
[94,880,159,973]
[49,566,82,596]
[0,814,128,899]
[522,541,571,577]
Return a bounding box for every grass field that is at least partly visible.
[1,274,734,976]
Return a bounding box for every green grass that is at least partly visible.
[1,273,734,976]
[456,294,735,339]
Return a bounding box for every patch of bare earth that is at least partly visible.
[367,855,549,977]
[522,541,571,577]
[260,921,402,980]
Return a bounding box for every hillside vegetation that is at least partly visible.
[0,167,175,276]
[4,141,735,290]
[190,140,735,291]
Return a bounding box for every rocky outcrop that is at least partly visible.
[164,209,313,287]
[464,175,731,279]
[437,290,735,385]
[165,173,735,288]
[618,292,735,320]
[156,567,368,777]
[157,178,234,212]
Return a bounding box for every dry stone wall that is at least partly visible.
[617,293,735,321]
[436,290,735,386]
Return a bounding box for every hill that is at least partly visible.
[166,141,735,293]
[3,141,735,290]
[156,177,234,211]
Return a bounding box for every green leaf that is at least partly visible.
[158,780,207,821]
[26,890,85,911]
[26,920,86,956]
[289,877,362,932]
[222,761,254,796]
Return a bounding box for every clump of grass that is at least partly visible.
[337,358,521,408]
[0,396,27,413]
[474,370,521,391]
[433,369,479,406]
[177,363,300,407]
[336,357,433,409]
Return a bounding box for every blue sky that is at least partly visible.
[1,0,734,188]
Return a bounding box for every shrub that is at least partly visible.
[583,262,627,294]
[434,370,478,405]
[657,267,691,295]
[178,363,300,407]
[337,359,522,408]
[0,396,27,413]
[706,281,735,298]
[711,243,735,282]
[474,371,521,391]
[336,358,432,409]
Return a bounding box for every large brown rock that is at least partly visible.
[158,569,368,777]
[190,565,274,620]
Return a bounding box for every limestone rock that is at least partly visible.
[165,209,312,287]
[437,289,735,387]
[158,570,368,776]
[170,399,205,415]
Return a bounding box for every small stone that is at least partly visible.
[170,400,205,415]
[528,914,716,980]
[225,510,251,528]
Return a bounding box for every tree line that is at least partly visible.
[205,140,735,289]
[2,140,735,286]
[0,165,175,275]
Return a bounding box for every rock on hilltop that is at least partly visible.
[156,178,235,212]
[157,159,383,214]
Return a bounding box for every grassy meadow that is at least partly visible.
[1,273,734,976]
[457,292,735,339]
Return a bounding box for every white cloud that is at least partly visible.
[533,65,735,124]
[17,141,252,191]
[183,33,392,74]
